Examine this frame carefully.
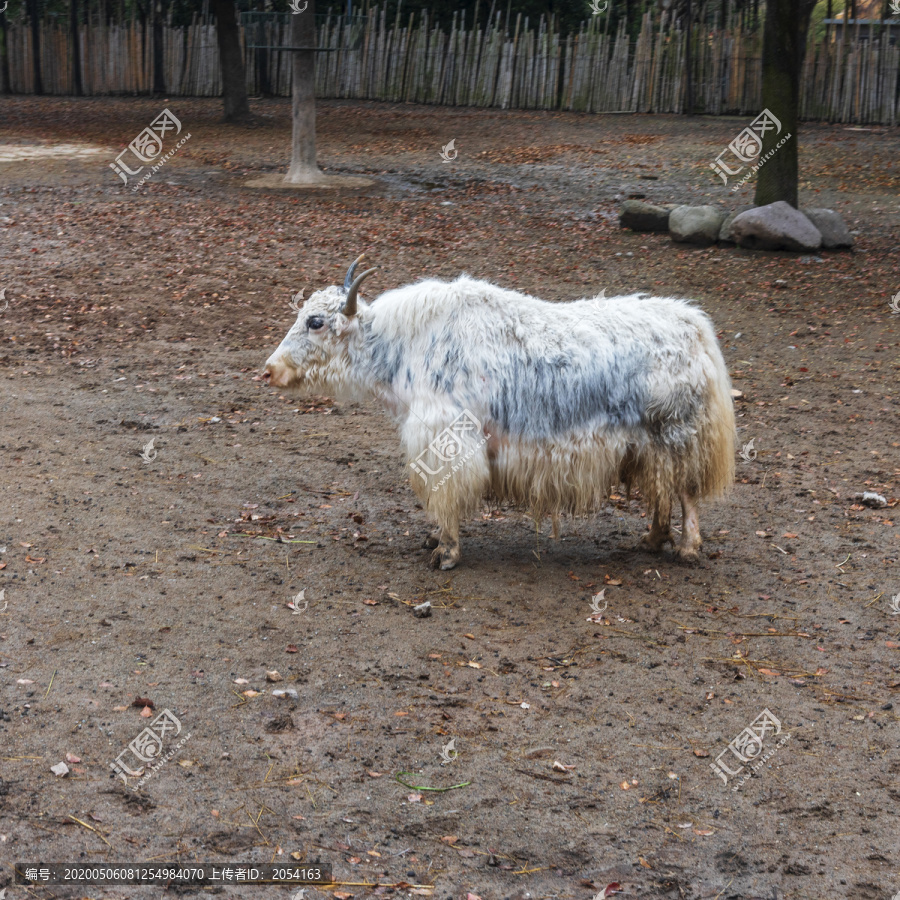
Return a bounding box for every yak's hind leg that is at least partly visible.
[639,500,673,552]
[423,526,442,549]
[430,512,461,570]
[676,492,702,561]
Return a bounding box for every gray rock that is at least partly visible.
[619,200,671,233]
[669,205,727,246]
[413,600,432,618]
[731,201,822,252]
[719,205,755,243]
[803,207,854,249]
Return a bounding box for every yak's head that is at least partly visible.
[263,255,379,396]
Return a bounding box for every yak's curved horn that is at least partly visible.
[343,254,366,292]
[342,267,379,318]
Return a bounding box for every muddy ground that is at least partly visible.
[0,97,898,900]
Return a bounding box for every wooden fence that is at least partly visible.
[5,9,899,124]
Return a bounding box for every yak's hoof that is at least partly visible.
[639,531,673,552]
[675,546,701,563]
[431,545,460,570]
[423,533,440,549]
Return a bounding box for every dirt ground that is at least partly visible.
[0,96,898,900]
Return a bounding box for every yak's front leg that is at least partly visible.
[676,493,702,561]
[423,526,442,549]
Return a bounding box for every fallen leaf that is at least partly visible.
[16,679,34,685]
[132,696,154,709]
[113,705,128,711]
[758,668,780,676]
[694,828,714,835]
[782,533,798,539]
[440,835,458,844]
[266,670,283,682]
[466,661,482,669]
[286,645,299,653]
[25,555,46,564]
[552,760,576,771]
[140,706,153,718]
[65,753,81,764]
[363,599,378,606]
[639,857,652,868]
[597,883,622,899]
[693,749,710,758]
[367,770,383,778]
[334,893,353,900]
[234,678,249,684]
[242,689,261,698]
[620,781,631,790]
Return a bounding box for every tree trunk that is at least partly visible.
[28,0,43,95]
[71,0,84,95]
[213,0,250,121]
[285,0,323,183]
[684,0,693,114]
[0,9,11,95]
[152,0,165,94]
[753,0,816,208]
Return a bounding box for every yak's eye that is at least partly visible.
[306,315,325,332]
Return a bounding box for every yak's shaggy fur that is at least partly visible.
[265,274,735,569]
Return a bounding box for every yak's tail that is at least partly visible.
[693,315,736,500]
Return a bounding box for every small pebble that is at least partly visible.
[413,600,432,618]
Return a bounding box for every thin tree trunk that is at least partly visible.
[71,0,84,95]
[285,0,323,182]
[0,9,10,94]
[213,0,251,120]
[28,0,43,94]
[684,0,693,113]
[152,0,165,94]
[754,0,816,208]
